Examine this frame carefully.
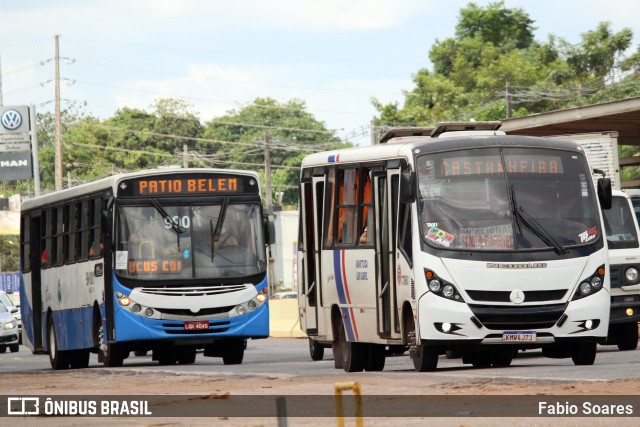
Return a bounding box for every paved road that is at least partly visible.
[3,338,640,382]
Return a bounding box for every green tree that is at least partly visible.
[202,98,349,206]
[373,2,640,130]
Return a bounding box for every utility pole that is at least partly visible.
[264,130,273,214]
[505,81,512,119]
[183,144,189,168]
[54,35,63,190]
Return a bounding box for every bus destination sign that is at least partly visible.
[438,154,564,177]
[119,174,256,197]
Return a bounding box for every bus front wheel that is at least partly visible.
[336,317,365,372]
[222,338,245,365]
[615,322,639,351]
[571,342,597,365]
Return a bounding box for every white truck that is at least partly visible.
[548,132,640,350]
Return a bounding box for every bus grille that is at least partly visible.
[466,289,567,303]
[155,306,235,316]
[139,284,249,296]
[468,303,567,330]
[610,265,622,288]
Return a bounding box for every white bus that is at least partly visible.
[298,122,612,372]
[20,168,272,370]
[601,190,640,350]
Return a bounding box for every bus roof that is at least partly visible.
[301,134,585,169]
[20,168,260,211]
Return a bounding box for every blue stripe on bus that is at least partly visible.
[333,250,347,305]
[333,250,355,341]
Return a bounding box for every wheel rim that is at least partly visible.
[49,324,56,360]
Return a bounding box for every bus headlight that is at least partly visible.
[256,294,266,303]
[248,300,257,310]
[423,269,464,303]
[428,279,442,293]
[131,304,142,313]
[626,267,639,283]
[236,305,246,315]
[119,296,131,306]
[442,285,455,298]
[572,265,605,300]
[144,308,154,317]
[579,282,592,295]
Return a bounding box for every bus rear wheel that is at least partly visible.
[48,319,70,370]
[309,338,325,361]
[222,338,245,365]
[70,350,90,369]
[364,344,386,371]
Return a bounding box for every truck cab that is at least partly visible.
[602,189,640,350]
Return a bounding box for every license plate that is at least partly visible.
[502,331,536,342]
[184,320,210,331]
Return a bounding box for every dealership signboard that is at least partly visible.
[0,105,33,181]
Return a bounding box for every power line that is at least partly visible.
[75,58,402,97]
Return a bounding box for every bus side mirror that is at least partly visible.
[598,178,612,210]
[400,172,416,203]
[265,215,276,245]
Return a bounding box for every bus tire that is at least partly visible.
[615,322,639,351]
[222,338,245,365]
[309,338,325,361]
[48,319,70,370]
[413,343,439,372]
[364,344,386,371]
[491,349,513,367]
[177,347,197,365]
[70,350,90,369]
[103,344,125,367]
[337,318,365,372]
[571,342,597,365]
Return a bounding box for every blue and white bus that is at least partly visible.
[20,168,272,369]
[298,122,613,372]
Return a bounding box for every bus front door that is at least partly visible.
[374,170,401,339]
[300,177,324,334]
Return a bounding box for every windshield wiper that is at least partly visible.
[150,199,186,234]
[212,198,229,243]
[509,185,566,255]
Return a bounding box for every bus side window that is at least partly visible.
[79,200,90,261]
[337,169,357,245]
[324,168,336,248]
[21,216,31,272]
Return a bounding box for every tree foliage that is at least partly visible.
[1,98,348,209]
[374,1,640,128]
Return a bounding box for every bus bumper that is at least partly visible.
[417,290,610,346]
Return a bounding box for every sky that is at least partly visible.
[0,0,639,147]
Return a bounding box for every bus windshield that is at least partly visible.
[603,196,639,250]
[418,147,599,251]
[115,202,266,281]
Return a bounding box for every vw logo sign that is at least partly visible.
[1,109,23,131]
[509,289,525,304]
